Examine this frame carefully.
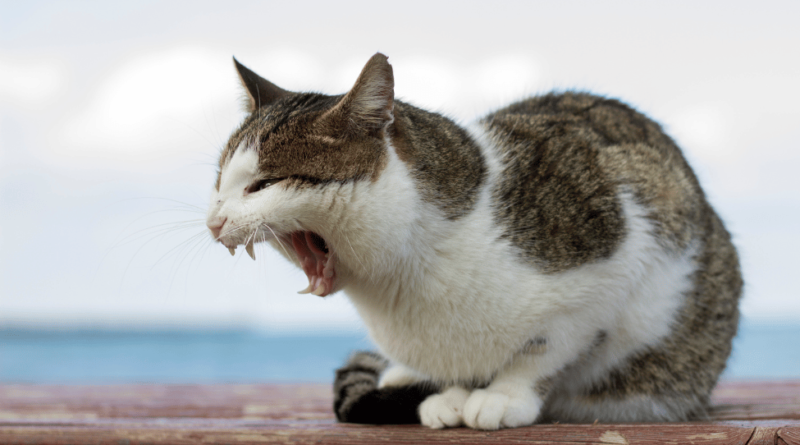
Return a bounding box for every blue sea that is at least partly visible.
[1,320,798,383]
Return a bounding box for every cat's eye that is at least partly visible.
[245,178,283,195]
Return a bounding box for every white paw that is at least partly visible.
[419,387,470,429]
[462,388,541,430]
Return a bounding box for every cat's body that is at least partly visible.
[206,53,741,429]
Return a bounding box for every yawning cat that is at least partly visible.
[206,53,742,429]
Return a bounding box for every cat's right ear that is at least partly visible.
[320,53,394,135]
[233,57,290,112]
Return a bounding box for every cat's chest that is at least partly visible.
[342,234,548,381]
[347,291,526,381]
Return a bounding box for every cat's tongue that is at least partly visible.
[292,231,336,297]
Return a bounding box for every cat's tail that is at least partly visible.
[333,351,438,424]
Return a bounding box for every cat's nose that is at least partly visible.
[207,216,227,240]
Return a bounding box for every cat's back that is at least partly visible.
[481,92,713,271]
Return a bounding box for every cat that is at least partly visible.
[206,53,742,430]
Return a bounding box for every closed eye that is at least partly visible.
[245,178,284,195]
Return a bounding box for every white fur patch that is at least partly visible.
[378,363,427,389]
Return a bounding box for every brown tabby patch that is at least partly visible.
[484,97,626,273]
[389,102,487,219]
[216,92,388,190]
[484,92,715,272]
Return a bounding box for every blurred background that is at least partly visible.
[1,0,798,382]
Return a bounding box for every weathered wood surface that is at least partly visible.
[0,381,798,444]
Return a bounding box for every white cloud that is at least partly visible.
[51,47,345,167]
[666,104,740,164]
[242,48,326,92]
[55,46,241,163]
[471,54,539,111]
[391,55,460,111]
[0,55,64,109]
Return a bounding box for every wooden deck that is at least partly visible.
[1,381,798,444]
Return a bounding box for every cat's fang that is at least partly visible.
[298,280,314,294]
[312,280,326,297]
[228,247,236,256]
[246,242,256,260]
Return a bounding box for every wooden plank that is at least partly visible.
[746,426,779,445]
[2,381,798,422]
[1,382,799,445]
[780,427,800,445]
[0,384,332,420]
[0,420,759,445]
[711,381,800,421]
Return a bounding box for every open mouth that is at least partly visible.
[291,231,336,297]
[224,230,336,298]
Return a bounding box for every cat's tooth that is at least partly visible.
[228,247,236,256]
[297,281,314,294]
[323,254,335,278]
[312,281,327,297]
[246,242,255,260]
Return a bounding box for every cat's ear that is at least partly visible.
[325,53,394,133]
[233,57,290,112]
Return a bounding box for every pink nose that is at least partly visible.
[207,216,227,240]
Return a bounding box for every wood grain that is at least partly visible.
[780,426,800,445]
[1,381,798,444]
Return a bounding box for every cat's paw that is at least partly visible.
[419,387,470,429]
[462,388,541,430]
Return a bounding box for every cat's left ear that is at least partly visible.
[323,53,394,134]
[233,57,291,112]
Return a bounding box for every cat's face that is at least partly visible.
[206,53,394,297]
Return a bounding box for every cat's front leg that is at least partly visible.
[462,355,546,430]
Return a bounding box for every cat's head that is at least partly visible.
[206,53,396,297]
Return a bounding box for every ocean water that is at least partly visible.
[0,320,797,383]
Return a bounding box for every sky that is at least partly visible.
[1,0,799,331]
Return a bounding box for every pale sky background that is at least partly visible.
[0,0,798,331]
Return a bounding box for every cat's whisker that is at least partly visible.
[202,101,226,150]
[166,114,224,155]
[162,231,213,295]
[174,234,216,294]
[186,239,217,294]
[263,223,292,260]
[245,227,259,260]
[115,221,212,288]
[152,229,212,270]
[112,220,207,249]
[115,196,207,213]
[95,218,206,285]
[216,223,249,243]
[339,230,370,279]
[109,212,205,250]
